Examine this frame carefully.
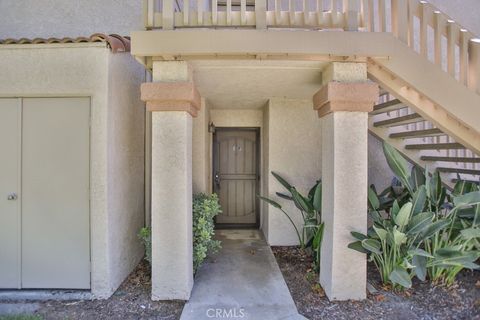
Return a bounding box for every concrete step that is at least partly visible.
[373,113,422,127]
[438,167,480,175]
[421,156,480,163]
[370,99,403,115]
[405,142,465,150]
[389,128,443,139]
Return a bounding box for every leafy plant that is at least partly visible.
[193,193,222,273]
[350,142,480,288]
[259,172,324,272]
[138,193,222,274]
[138,227,152,264]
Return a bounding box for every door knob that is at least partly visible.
[214,173,221,188]
[7,193,17,201]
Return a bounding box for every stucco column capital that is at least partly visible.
[141,82,201,117]
[312,81,379,118]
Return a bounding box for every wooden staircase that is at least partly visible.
[369,91,480,186]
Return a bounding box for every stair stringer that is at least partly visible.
[368,59,480,155]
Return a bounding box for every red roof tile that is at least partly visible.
[0,33,130,53]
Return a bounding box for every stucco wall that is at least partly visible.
[0,44,145,298]
[368,134,394,191]
[106,52,146,294]
[192,99,209,194]
[264,98,322,246]
[0,0,143,39]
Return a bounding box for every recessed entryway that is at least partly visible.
[0,97,91,289]
[213,128,260,228]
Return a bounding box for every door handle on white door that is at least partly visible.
[7,193,17,201]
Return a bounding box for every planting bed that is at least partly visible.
[273,246,480,320]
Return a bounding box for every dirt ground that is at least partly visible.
[272,246,480,320]
[3,249,479,320]
[34,261,184,320]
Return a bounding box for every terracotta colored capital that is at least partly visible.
[141,82,201,117]
[313,82,379,118]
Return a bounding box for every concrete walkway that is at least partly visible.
[180,230,306,320]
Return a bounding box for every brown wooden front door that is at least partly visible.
[213,128,259,228]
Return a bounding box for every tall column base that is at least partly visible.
[151,111,194,300]
[313,62,379,301]
[320,111,368,301]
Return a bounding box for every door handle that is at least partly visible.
[214,173,221,189]
[7,193,17,201]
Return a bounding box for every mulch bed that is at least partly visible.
[35,261,184,320]
[272,246,480,320]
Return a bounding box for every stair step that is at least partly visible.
[405,142,465,150]
[379,89,389,96]
[373,113,422,127]
[438,167,480,175]
[390,128,443,139]
[421,156,480,163]
[451,178,479,184]
[371,99,403,115]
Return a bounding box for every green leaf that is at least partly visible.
[373,226,388,241]
[257,195,282,209]
[412,255,427,281]
[276,192,293,201]
[454,191,480,207]
[392,227,407,246]
[411,185,427,215]
[348,241,368,254]
[410,165,426,191]
[429,171,446,209]
[312,182,322,212]
[312,223,324,250]
[368,187,380,211]
[389,266,412,288]
[453,179,477,196]
[408,248,433,258]
[461,228,480,240]
[407,212,434,235]
[391,200,400,217]
[351,231,368,241]
[394,202,413,229]
[361,239,382,254]
[271,171,293,192]
[431,250,480,269]
[383,142,413,194]
[418,219,451,241]
[291,188,314,214]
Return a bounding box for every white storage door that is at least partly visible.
[21,97,90,289]
[0,99,21,288]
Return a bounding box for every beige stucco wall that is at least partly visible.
[106,52,146,294]
[263,98,322,246]
[0,0,143,39]
[0,44,145,298]
[192,99,209,194]
[368,134,394,192]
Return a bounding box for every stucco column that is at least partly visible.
[141,61,200,300]
[313,62,379,301]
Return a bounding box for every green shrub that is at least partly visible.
[349,142,480,289]
[259,172,324,272]
[193,193,222,272]
[138,227,152,264]
[138,193,222,274]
